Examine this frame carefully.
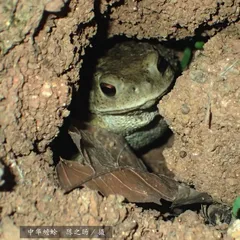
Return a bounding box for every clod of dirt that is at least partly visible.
[108,0,239,40]
[159,29,240,204]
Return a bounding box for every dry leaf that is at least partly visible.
[57,120,212,206]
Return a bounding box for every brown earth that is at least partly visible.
[0,0,239,239]
[159,28,240,205]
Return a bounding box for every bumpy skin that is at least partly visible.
[88,41,177,150]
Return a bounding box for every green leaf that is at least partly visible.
[194,41,205,49]
[180,47,192,71]
[232,196,240,218]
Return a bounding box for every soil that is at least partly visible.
[159,29,240,205]
[0,0,239,239]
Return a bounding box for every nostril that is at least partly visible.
[100,82,116,97]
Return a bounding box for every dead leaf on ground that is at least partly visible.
[57,120,212,206]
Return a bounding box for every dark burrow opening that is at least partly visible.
[51,34,211,169]
[52,35,209,158]
[51,35,185,169]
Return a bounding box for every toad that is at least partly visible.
[88,41,178,150]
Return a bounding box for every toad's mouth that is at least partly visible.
[94,95,164,115]
[120,100,159,116]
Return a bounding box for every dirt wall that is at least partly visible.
[0,0,239,239]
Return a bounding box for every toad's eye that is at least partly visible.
[157,57,169,74]
[100,82,116,97]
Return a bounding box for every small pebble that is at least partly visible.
[179,151,187,158]
[181,104,190,114]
